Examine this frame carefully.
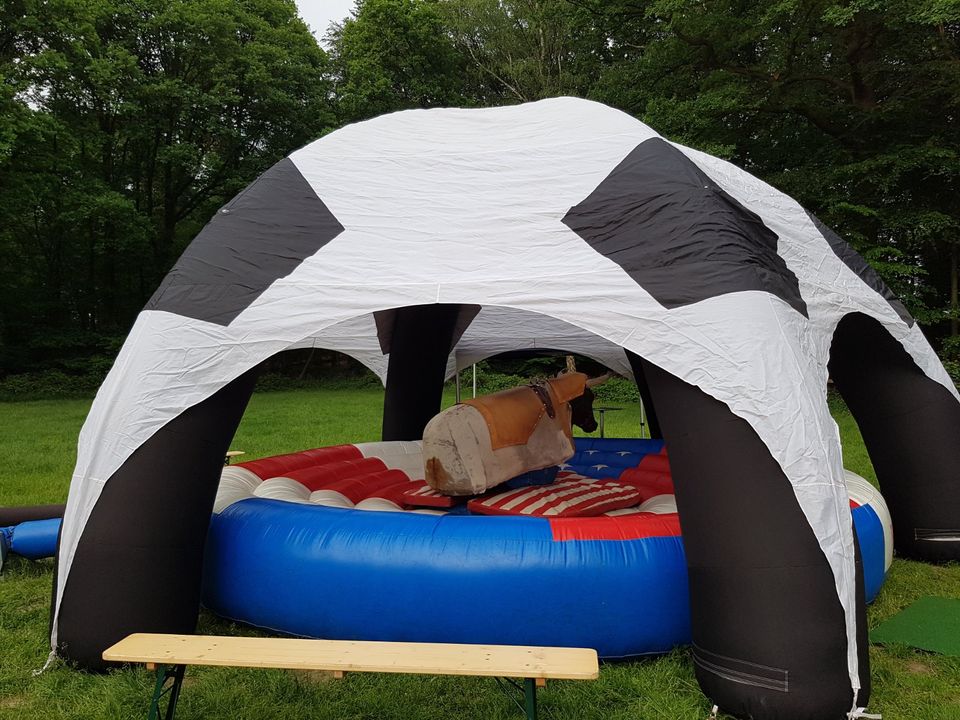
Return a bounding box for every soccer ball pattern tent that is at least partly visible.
[53,99,960,720]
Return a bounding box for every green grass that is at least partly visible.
[0,398,92,507]
[1,389,958,718]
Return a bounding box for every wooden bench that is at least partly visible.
[223,450,245,465]
[103,633,599,720]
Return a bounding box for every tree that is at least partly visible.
[328,0,480,121]
[586,0,960,337]
[3,0,958,381]
[441,0,608,102]
[0,0,334,375]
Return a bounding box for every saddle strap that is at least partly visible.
[527,382,556,419]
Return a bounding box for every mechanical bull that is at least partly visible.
[423,371,609,495]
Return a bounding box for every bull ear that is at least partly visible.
[585,371,613,388]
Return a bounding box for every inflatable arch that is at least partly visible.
[53,99,960,720]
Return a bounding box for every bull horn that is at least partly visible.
[585,372,613,388]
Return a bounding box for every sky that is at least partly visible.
[295,0,356,44]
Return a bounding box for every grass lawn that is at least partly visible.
[1,388,959,719]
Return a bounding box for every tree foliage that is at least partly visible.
[2,0,958,382]
[440,0,606,101]
[328,0,479,121]
[586,0,960,332]
[0,0,332,374]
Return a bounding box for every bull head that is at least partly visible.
[566,371,612,434]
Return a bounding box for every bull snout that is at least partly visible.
[576,416,598,434]
[569,386,599,434]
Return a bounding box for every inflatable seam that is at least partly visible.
[914,528,960,541]
[693,644,788,693]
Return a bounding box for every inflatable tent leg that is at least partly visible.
[626,350,662,439]
[382,304,464,441]
[0,504,65,526]
[830,313,960,562]
[54,368,259,671]
[642,360,868,720]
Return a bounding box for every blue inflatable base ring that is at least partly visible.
[202,494,887,659]
[203,499,691,658]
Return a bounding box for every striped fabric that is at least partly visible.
[468,477,642,517]
[402,482,464,508]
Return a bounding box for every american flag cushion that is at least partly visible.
[468,477,642,517]
[401,481,466,508]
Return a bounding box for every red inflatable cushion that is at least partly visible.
[239,445,363,479]
[618,469,673,502]
[636,451,670,472]
[323,470,411,504]
[361,480,425,507]
[618,451,673,501]
[284,458,389,491]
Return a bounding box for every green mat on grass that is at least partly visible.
[871,597,960,656]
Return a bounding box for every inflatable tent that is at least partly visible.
[53,98,960,720]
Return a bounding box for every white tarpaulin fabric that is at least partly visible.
[287,306,633,383]
[54,98,958,696]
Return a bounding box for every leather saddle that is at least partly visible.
[462,372,587,449]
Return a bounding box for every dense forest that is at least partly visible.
[1,0,958,389]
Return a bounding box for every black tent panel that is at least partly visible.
[562,139,807,317]
[807,213,913,326]
[374,305,480,356]
[626,349,662,439]
[642,360,865,719]
[829,313,960,561]
[382,304,466,441]
[147,158,345,325]
[54,368,260,670]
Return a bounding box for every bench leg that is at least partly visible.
[148,664,186,720]
[523,678,537,720]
